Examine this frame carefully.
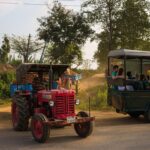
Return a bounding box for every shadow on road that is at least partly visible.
[95,115,147,127]
[0,112,11,120]
[0,127,81,149]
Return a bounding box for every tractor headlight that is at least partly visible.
[49,101,55,107]
[76,99,80,105]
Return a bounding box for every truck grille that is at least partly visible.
[55,94,75,116]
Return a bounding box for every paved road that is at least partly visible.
[0,108,150,150]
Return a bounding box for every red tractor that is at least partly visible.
[11,64,94,143]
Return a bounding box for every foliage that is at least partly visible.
[82,0,122,51]
[83,0,150,66]
[0,72,15,98]
[0,35,10,63]
[77,83,111,110]
[38,2,93,65]
[11,34,43,63]
[45,43,82,64]
[115,0,150,49]
[8,56,22,67]
[94,31,111,66]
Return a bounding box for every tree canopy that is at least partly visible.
[0,35,10,63]
[38,2,93,65]
[83,0,150,66]
[116,0,150,49]
[11,34,43,63]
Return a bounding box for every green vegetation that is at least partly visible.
[0,35,10,64]
[82,0,150,66]
[38,2,93,65]
[0,72,15,99]
[77,83,112,111]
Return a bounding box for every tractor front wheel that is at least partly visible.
[31,113,50,143]
[74,111,93,138]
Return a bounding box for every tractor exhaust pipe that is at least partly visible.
[49,65,53,90]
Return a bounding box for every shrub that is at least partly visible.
[77,83,111,111]
[0,72,15,98]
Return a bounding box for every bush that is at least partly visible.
[0,72,15,98]
[77,83,111,111]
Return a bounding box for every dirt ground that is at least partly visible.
[79,73,105,91]
[0,106,11,128]
[0,106,150,150]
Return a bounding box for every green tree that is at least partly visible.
[116,0,150,49]
[37,2,93,65]
[91,0,150,66]
[0,35,10,63]
[11,34,43,63]
[82,0,122,52]
[94,31,110,67]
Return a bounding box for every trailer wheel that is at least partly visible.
[74,111,93,138]
[144,109,150,122]
[11,95,29,131]
[31,113,50,143]
[129,113,140,118]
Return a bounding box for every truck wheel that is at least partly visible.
[74,111,93,138]
[31,113,50,143]
[129,113,140,118]
[11,95,29,131]
[144,109,150,122]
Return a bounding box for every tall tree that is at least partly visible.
[37,2,93,65]
[116,0,150,49]
[82,0,122,52]
[11,34,43,63]
[90,0,150,66]
[0,35,10,63]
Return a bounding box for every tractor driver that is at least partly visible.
[32,73,45,91]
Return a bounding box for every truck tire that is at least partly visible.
[74,111,93,138]
[31,113,50,143]
[144,109,150,122]
[129,113,140,118]
[11,95,29,131]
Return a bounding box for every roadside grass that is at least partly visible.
[0,98,11,107]
[77,82,113,111]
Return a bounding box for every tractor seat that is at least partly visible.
[32,77,45,91]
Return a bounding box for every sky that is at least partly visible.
[0,0,98,69]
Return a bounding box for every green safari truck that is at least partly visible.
[107,49,150,122]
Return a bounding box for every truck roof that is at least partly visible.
[108,49,150,59]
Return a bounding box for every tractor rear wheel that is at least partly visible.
[74,111,93,138]
[31,113,50,143]
[11,95,29,131]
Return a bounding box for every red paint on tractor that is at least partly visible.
[34,108,47,115]
[37,89,76,119]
